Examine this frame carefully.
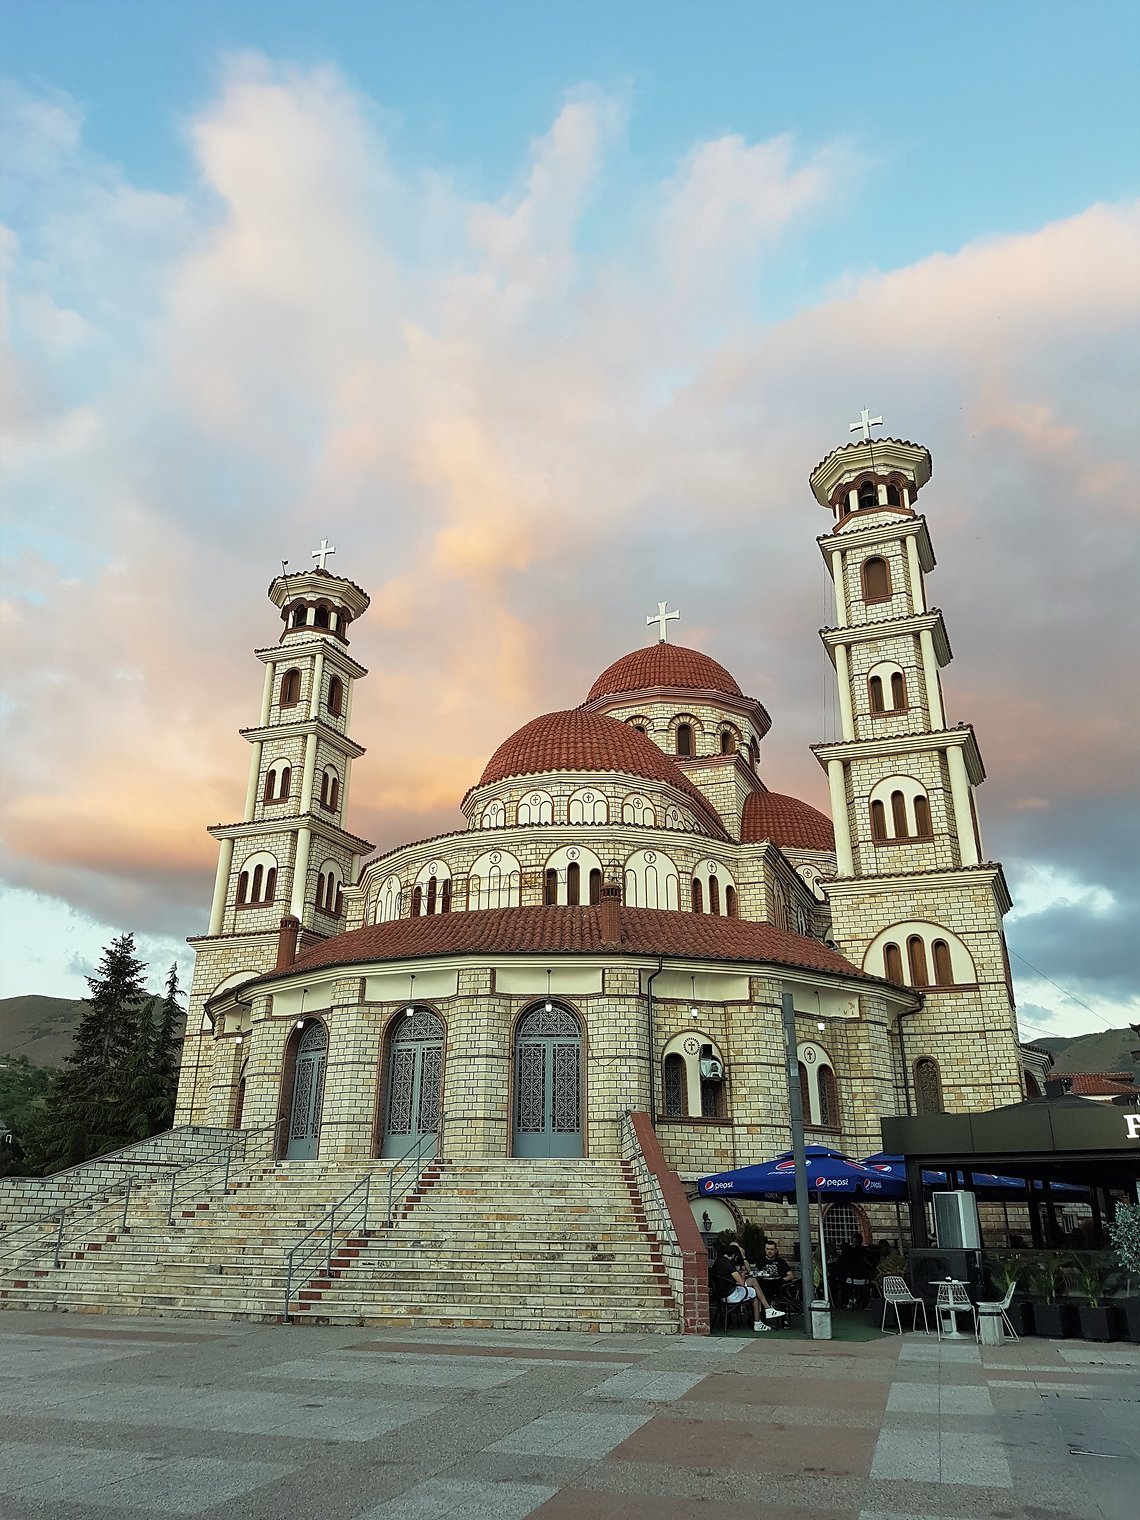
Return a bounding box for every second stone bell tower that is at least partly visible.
[175,542,374,1126]
[809,417,1022,1115]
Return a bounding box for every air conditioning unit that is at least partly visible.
[932,1190,981,1250]
[699,1057,724,1082]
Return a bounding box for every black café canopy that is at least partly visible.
[881,1093,1140,1190]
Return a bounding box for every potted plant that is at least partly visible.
[1028,1252,1075,1338]
[1108,1203,1140,1343]
[986,1250,1033,1336]
[1070,1256,1120,1342]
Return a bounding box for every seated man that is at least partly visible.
[711,1243,784,1332]
[754,1239,796,1307]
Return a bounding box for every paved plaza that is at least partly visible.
[0,1313,1137,1520]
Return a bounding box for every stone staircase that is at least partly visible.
[0,1157,680,1333]
[287,1159,678,1332]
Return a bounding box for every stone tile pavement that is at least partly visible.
[0,1312,1136,1519]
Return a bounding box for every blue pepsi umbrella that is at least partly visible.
[860,1153,1088,1199]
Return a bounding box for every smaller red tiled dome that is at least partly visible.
[741,789,834,851]
[481,709,697,790]
[587,644,743,702]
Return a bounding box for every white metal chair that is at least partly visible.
[974,1279,1019,1342]
[935,1280,976,1340]
[880,1274,929,1334]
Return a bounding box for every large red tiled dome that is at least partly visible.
[741,789,834,851]
[587,644,743,702]
[479,708,715,821]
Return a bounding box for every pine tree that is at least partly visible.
[26,933,150,1172]
[151,962,185,1132]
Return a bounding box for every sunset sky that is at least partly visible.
[2,1,1137,1047]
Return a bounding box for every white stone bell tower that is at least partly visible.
[809,420,1022,1114]
[174,546,374,1126]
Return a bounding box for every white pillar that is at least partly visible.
[919,628,944,729]
[291,825,313,917]
[243,740,263,821]
[340,758,352,819]
[829,548,847,625]
[259,661,274,726]
[905,535,925,614]
[827,760,854,877]
[946,746,980,866]
[308,650,325,721]
[848,487,859,513]
[208,838,235,935]
[877,482,888,505]
[834,643,856,741]
[299,733,318,812]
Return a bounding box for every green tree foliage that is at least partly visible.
[18,936,185,1175]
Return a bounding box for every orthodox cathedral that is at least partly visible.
[174,426,1024,1192]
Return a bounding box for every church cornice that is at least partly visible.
[811,723,985,783]
[255,642,368,679]
[239,718,366,758]
[817,513,936,570]
[824,861,1012,915]
[819,610,952,666]
[206,813,375,855]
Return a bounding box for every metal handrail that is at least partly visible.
[164,1124,276,1223]
[282,1173,373,1321]
[281,1131,440,1321]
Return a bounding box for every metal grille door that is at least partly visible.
[286,1023,328,1159]
[381,1009,444,1158]
[512,1005,582,1158]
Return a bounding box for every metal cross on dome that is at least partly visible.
[311,538,336,570]
[647,602,680,644]
[849,407,884,442]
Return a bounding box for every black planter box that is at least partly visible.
[1121,1299,1140,1344]
[1009,1297,1035,1337]
[1033,1302,1076,1338]
[866,1294,885,1329]
[1079,1304,1122,1342]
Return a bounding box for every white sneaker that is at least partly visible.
[753,1321,771,1332]
[767,1308,786,1319]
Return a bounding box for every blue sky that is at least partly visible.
[1,0,1138,1046]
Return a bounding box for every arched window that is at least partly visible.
[411,884,423,917]
[913,794,932,836]
[316,871,325,908]
[858,479,877,511]
[291,605,307,628]
[568,788,608,825]
[315,604,330,629]
[265,867,277,903]
[251,864,263,902]
[871,800,887,841]
[708,876,720,915]
[320,768,339,810]
[441,879,452,913]
[263,770,275,802]
[932,939,953,985]
[691,878,703,913]
[327,675,344,717]
[915,1057,944,1115]
[237,871,249,906]
[883,942,904,983]
[676,723,693,757]
[725,885,737,917]
[862,556,891,602]
[280,668,301,707]
[749,737,759,769]
[566,861,581,906]
[329,775,339,811]
[719,727,739,755]
[869,675,885,713]
[907,934,929,987]
[278,765,291,801]
[544,868,558,906]
[701,1072,725,1118]
[818,1066,839,1129]
[890,790,908,837]
[663,1054,686,1118]
[890,671,907,709]
[480,799,506,828]
[886,481,901,507]
[589,868,602,906]
[516,791,553,825]
[426,876,438,915]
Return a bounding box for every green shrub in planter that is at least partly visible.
[1029,1252,1075,1339]
[984,1249,1034,1335]
[1070,1256,1121,1343]
[1108,1203,1140,1344]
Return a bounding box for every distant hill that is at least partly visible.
[0,995,86,1068]
[0,993,184,1070]
[1028,1027,1138,1075]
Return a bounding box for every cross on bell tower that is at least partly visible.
[647,602,680,644]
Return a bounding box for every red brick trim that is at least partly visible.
[629,1112,709,1335]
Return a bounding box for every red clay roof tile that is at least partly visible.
[741,789,834,851]
[587,644,743,701]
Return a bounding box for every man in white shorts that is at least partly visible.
[710,1245,785,1332]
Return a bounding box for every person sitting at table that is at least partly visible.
[711,1243,783,1331]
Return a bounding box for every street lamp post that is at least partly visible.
[781,990,816,1340]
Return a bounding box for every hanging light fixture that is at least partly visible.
[545,969,553,1013]
[690,973,699,1021]
[405,971,416,1017]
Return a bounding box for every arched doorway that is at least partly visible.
[512,1004,583,1158]
[286,1022,328,1159]
[380,1008,444,1159]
